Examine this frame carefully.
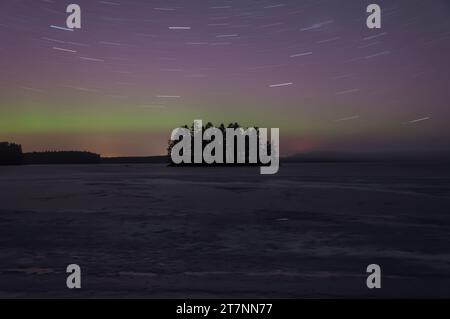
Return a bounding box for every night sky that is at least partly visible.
[0,0,449,156]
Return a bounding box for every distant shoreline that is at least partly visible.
[3,141,450,166]
[2,155,449,166]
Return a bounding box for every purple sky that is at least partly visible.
[0,0,449,156]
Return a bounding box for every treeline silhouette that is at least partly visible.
[0,142,101,165]
[0,142,23,165]
[24,151,101,164]
[167,122,271,165]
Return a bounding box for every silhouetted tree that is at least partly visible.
[168,122,272,165]
[0,142,23,165]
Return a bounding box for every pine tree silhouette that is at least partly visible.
[168,122,271,165]
[0,142,23,165]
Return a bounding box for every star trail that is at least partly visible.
[0,0,449,156]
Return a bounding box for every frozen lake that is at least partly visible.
[1,163,450,298]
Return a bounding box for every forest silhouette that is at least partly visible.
[0,142,23,165]
[167,122,272,165]
[1,122,271,166]
[0,142,100,165]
